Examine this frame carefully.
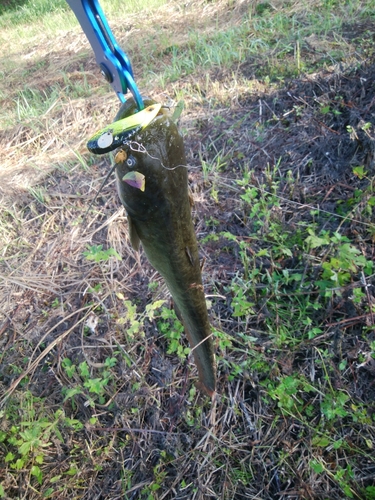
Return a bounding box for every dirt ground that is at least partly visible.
[0,4,375,499]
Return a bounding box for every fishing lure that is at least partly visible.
[87,103,161,154]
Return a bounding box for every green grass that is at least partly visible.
[1,0,375,498]
[0,0,167,28]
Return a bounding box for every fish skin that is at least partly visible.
[113,98,216,396]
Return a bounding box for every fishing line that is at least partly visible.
[127,140,200,171]
[81,134,205,229]
[82,163,117,225]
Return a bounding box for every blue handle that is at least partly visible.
[66,0,144,110]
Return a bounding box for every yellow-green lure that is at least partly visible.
[87,103,161,154]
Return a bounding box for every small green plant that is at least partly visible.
[116,294,166,338]
[28,186,46,204]
[1,392,83,492]
[321,391,349,420]
[158,307,190,359]
[266,374,315,416]
[352,165,367,179]
[141,451,168,499]
[230,281,255,317]
[83,245,121,263]
[118,298,143,337]
[61,357,117,407]
[200,149,228,183]
[310,459,355,498]
[118,298,183,357]
[305,229,373,296]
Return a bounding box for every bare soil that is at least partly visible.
[0,4,374,499]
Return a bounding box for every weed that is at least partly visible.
[1,392,83,491]
[305,229,373,296]
[158,307,190,359]
[83,244,122,263]
[28,186,46,204]
[230,280,255,318]
[200,149,228,184]
[61,357,117,407]
[14,86,61,123]
[1,0,375,498]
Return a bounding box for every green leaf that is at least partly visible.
[365,486,375,499]
[62,387,83,402]
[31,465,43,485]
[18,440,32,455]
[12,458,25,470]
[104,357,117,368]
[83,245,121,263]
[171,100,185,121]
[305,229,330,248]
[62,358,76,378]
[352,165,367,179]
[50,475,61,484]
[308,327,323,339]
[83,244,104,261]
[341,482,354,498]
[145,300,166,320]
[361,122,372,130]
[79,361,90,379]
[66,467,78,476]
[127,320,142,336]
[333,438,344,449]
[339,360,347,371]
[84,378,107,395]
[105,248,122,260]
[312,435,330,447]
[310,460,324,473]
[365,438,373,449]
[63,418,84,431]
[5,452,15,463]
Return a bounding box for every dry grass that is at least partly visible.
[1,0,375,499]
[0,0,250,197]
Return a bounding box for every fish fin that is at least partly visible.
[185,247,195,266]
[127,215,141,251]
[196,380,216,398]
[115,169,141,251]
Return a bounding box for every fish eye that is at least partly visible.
[126,155,136,168]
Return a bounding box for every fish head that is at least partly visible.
[113,98,188,224]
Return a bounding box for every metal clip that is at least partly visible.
[66,0,144,110]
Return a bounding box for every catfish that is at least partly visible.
[112,98,216,396]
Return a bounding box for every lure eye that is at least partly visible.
[126,156,137,168]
